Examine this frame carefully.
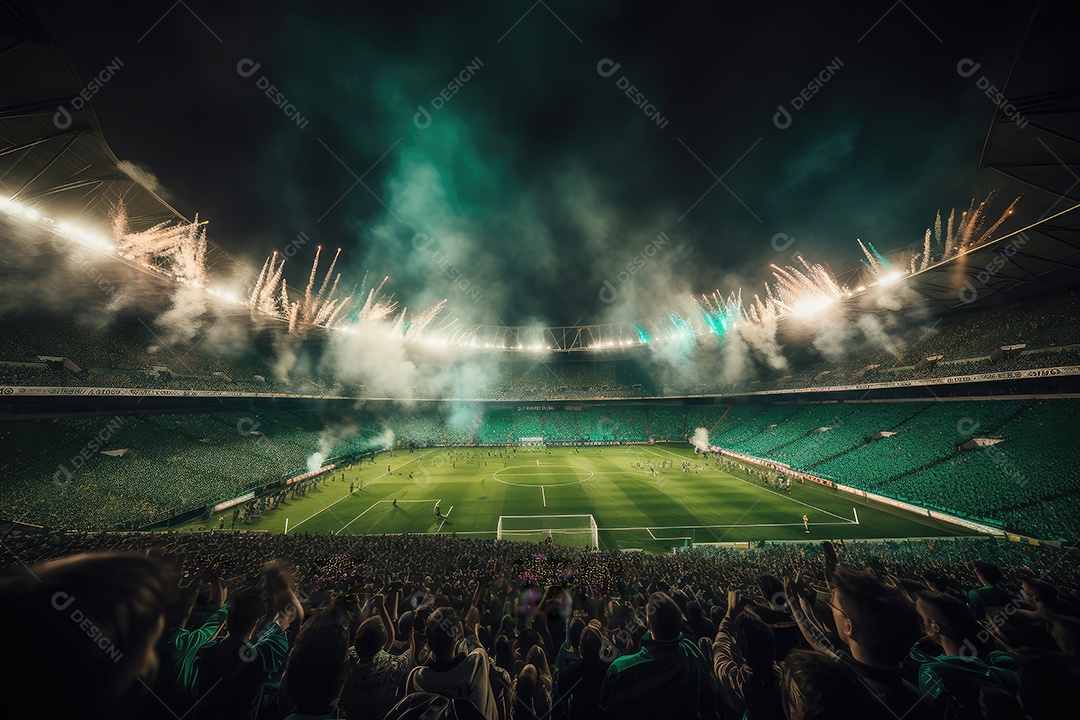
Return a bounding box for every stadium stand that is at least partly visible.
[1,529,1076,718]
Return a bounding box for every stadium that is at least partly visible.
[2,2,1079,719]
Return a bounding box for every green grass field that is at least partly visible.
[209,445,980,552]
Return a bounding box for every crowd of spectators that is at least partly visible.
[1,530,1076,719]
[724,291,1080,396]
[705,399,1080,540]
[0,411,320,530]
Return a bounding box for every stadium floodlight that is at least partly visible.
[208,286,240,304]
[790,295,834,318]
[876,270,905,287]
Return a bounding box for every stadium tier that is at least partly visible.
[2,290,1077,397]
[2,528,1078,718]
[2,216,1078,400]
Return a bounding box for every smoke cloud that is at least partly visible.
[691,427,710,453]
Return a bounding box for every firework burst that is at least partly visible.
[911,191,1019,273]
[246,247,445,339]
[111,201,208,285]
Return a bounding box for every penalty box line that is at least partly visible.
[287,449,439,534]
[641,446,856,524]
[436,505,455,532]
[338,498,443,534]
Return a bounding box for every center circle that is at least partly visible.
[492,465,595,487]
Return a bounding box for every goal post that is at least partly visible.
[496,514,599,549]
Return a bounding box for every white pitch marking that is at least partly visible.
[338,498,441,534]
[647,528,692,542]
[288,449,438,533]
[613,521,855,531]
[436,505,455,532]
[452,520,858,538]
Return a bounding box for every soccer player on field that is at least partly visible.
[803,514,810,533]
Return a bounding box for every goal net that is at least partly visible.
[496,514,599,549]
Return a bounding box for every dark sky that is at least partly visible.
[37,0,1038,326]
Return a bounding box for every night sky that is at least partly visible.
[38,1,1037,327]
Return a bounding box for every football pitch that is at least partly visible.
[221,445,981,552]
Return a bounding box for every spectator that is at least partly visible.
[391,610,415,656]
[339,616,415,720]
[599,592,721,720]
[781,649,885,720]
[753,574,801,660]
[712,590,785,719]
[686,601,716,642]
[559,626,608,720]
[523,645,553,711]
[148,572,229,719]
[912,591,1020,720]
[553,616,586,681]
[277,610,351,719]
[509,664,550,720]
[1015,579,1080,657]
[193,574,300,720]
[968,561,1017,622]
[405,607,500,720]
[0,552,174,719]
[787,568,933,719]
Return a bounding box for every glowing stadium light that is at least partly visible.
[207,286,241,304]
[876,270,906,287]
[84,234,113,251]
[0,196,22,215]
[790,295,835,318]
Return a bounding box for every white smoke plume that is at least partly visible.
[306,451,326,473]
[117,159,170,199]
[691,427,711,453]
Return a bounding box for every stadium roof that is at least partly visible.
[979,0,1080,205]
[896,203,1080,310]
[0,5,188,231]
[936,0,1080,311]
